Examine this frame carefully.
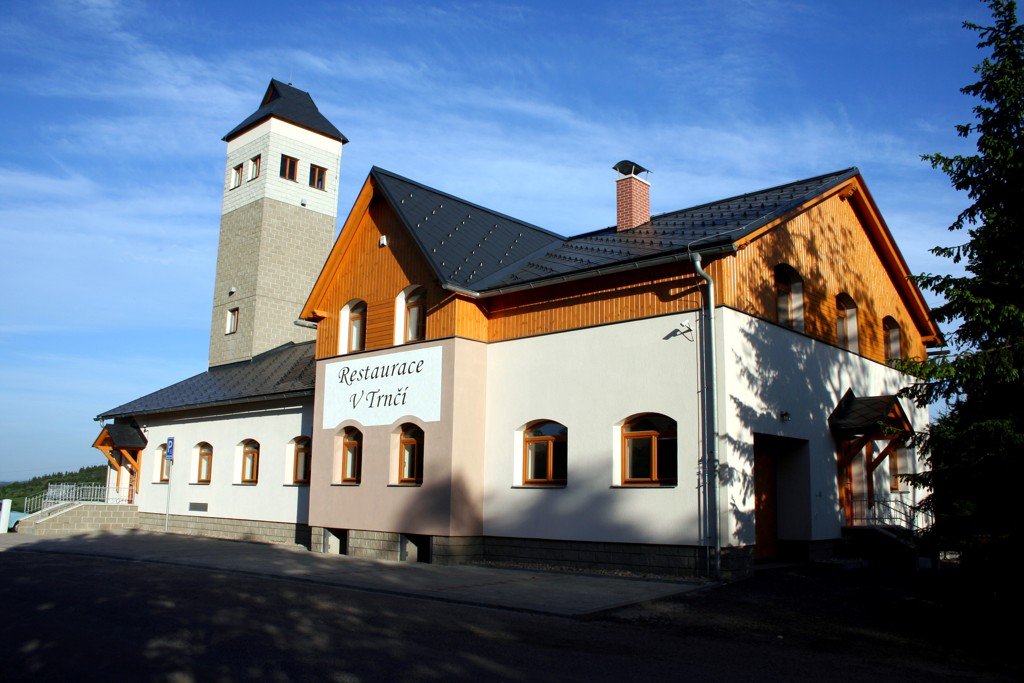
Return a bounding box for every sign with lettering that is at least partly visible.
[322,346,443,429]
[166,437,175,462]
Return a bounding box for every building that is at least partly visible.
[298,161,939,575]
[94,80,940,577]
[93,80,345,543]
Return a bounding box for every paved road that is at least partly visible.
[0,549,995,682]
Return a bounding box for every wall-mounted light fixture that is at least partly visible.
[379,235,388,248]
[779,411,791,423]
[228,287,236,296]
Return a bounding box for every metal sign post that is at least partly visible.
[164,437,174,532]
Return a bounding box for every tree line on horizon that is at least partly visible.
[0,465,107,513]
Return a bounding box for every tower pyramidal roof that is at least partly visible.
[222,79,347,143]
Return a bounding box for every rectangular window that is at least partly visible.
[226,308,239,335]
[242,444,259,484]
[309,164,327,191]
[248,154,261,181]
[197,445,212,484]
[293,439,311,484]
[280,155,298,181]
[230,163,243,189]
[159,450,170,483]
[889,449,902,492]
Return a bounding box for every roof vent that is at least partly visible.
[614,160,651,232]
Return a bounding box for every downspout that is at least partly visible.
[692,253,721,580]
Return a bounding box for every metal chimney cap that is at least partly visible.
[613,160,650,176]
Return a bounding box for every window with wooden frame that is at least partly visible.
[399,424,424,484]
[280,154,298,181]
[197,443,213,484]
[230,163,243,189]
[309,164,327,191]
[523,421,568,486]
[341,428,362,484]
[241,440,260,484]
[405,287,426,342]
[621,414,678,486]
[248,154,261,181]
[157,444,170,483]
[226,307,239,335]
[836,293,859,353]
[774,264,805,332]
[889,448,903,492]
[883,316,902,361]
[348,301,366,353]
[293,437,312,485]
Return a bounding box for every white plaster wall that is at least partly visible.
[223,119,342,217]
[483,312,705,545]
[132,399,313,524]
[720,308,929,545]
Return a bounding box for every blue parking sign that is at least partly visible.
[166,437,175,462]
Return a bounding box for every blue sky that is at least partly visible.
[0,0,990,481]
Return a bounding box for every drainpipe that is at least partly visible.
[692,253,721,580]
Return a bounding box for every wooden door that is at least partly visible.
[754,443,778,560]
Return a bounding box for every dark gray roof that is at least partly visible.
[828,390,911,439]
[102,424,148,449]
[371,166,858,293]
[223,79,347,143]
[371,167,564,290]
[98,342,315,420]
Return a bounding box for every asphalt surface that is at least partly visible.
[0,531,699,616]
[0,532,1013,681]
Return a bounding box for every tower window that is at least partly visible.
[280,155,298,182]
[309,165,327,191]
[248,155,261,181]
[226,308,239,335]
[230,164,243,189]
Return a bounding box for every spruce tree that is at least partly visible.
[901,0,1024,566]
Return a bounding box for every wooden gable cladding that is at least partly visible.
[723,190,929,362]
[486,259,720,341]
[310,190,453,360]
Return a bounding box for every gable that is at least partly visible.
[725,175,940,360]
[301,176,451,358]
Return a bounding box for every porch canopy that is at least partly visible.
[828,390,913,520]
[93,423,148,496]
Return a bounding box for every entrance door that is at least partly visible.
[753,442,778,560]
[753,434,811,561]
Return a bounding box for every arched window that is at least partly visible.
[883,316,901,361]
[399,424,424,484]
[241,440,260,484]
[339,299,366,355]
[836,293,859,353]
[293,437,312,484]
[405,287,426,342]
[157,444,169,483]
[341,428,362,484]
[774,264,804,331]
[621,414,677,486]
[523,421,568,486]
[197,442,213,484]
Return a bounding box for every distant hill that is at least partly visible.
[0,465,107,513]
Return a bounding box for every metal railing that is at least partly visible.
[23,483,130,515]
[850,495,929,532]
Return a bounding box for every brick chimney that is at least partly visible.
[613,160,650,231]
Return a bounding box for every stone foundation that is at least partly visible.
[137,512,311,548]
[308,528,749,577]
